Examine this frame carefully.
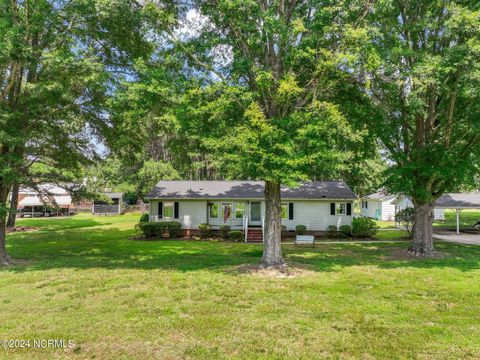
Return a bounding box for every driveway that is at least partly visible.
[434,229,480,245]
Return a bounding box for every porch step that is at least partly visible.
[247,229,263,243]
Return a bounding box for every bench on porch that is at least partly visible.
[295,235,315,246]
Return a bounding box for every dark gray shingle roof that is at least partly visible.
[435,193,480,208]
[146,180,356,200]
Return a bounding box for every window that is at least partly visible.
[281,203,288,219]
[222,203,232,222]
[362,201,368,209]
[209,203,219,218]
[336,203,346,215]
[235,203,245,219]
[163,202,174,218]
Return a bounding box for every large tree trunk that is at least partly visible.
[0,185,12,266]
[6,182,19,228]
[261,180,285,268]
[409,201,434,256]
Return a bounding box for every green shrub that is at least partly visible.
[198,223,212,239]
[281,225,288,240]
[327,225,338,238]
[339,225,352,238]
[139,213,149,223]
[395,208,415,238]
[229,230,244,242]
[219,224,230,238]
[136,221,183,239]
[352,217,378,238]
[135,222,156,238]
[295,224,307,235]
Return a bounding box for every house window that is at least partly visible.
[281,203,288,219]
[235,203,245,219]
[362,201,368,209]
[222,203,232,221]
[163,202,174,218]
[209,203,219,218]
[336,203,346,215]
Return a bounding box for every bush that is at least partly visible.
[136,221,183,239]
[295,224,307,235]
[327,225,338,238]
[139,213,149,223]
[219,224,230,238]
[352,217,378,238]
[198,223,212,239]
[339,225,352,238]
[229,230,244,242]
[395,208,415,238]
[281,225,288,240]
[135,222,155,238]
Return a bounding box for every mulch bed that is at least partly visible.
[382,248,449,260]
[231,262,315,278]
[6,226,37,233]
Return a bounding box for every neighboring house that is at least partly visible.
[16,184,123,217]
[17,184,74,217]
[393,195,445,221]
[92,192,123,215]
[360,191,397,221]
[146,180,356,241]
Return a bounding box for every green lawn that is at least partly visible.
[435,209,480,229]
[1,213,480,359]
[375,220,397,229]
[375,209,480,231]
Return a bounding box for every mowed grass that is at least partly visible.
[1,214,480,359]
[436,209,480,229]
[375,209,480,231]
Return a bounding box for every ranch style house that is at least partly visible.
[146,180,356,241]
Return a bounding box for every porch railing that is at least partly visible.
[243,214,248,243]
[261,215,265,243]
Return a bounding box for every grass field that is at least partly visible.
[437,209,480,229]
[1,213,480,359]
[375,209,480,230]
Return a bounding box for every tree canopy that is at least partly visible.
[356,0,480,254]
[0,0,152,264]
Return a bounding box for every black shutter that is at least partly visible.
[158,202,163,219]
[174,202,179,219]
[347,203,352,216]
[330,203,335,215]
[288,203,294,220]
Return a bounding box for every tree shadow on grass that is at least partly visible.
[3,227,480,273]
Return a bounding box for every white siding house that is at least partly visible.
[360,191,397,221]
[393,196,445,221]
[149,198,354,231]
[146,181,357,238]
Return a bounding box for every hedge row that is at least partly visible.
[136,221,183,238]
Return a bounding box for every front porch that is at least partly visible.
[206,200,264,242]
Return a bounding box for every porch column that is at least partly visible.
[206,203,209,225]
[456,209,460,235]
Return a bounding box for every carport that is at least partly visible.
[435,193,480,234]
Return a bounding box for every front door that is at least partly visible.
[250,202,261,225]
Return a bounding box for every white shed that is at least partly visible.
[393,195,445,221]
[360,191,397,221]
